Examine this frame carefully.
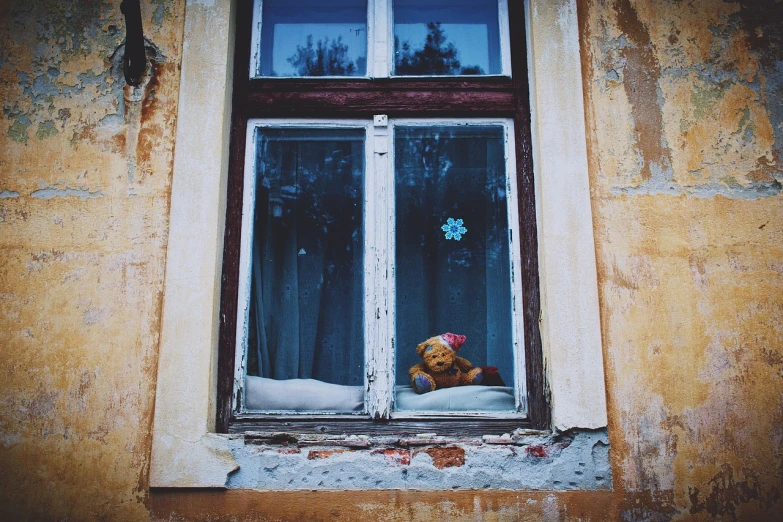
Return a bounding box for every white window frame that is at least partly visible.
[234,119,373,416]
[388,118,526,418]
[249,0,512,80]
[150,0,608,488]
[234,118,527,420]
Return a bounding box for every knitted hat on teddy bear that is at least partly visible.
[439,332,466,351]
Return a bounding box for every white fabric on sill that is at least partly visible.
[245,376,515,413]
[245,376,364,412]
[395,384,516,412]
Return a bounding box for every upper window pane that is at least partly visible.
[245,127,365,412]
[257,0,368,77]
[393,0,502,76]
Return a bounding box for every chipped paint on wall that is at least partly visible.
[0,0,185,520]
[584,0,783,199]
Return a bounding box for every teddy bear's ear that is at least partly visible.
[416,342,432,357]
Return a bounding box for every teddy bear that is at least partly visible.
[408,332,483,394]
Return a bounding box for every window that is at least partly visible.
[217,0,549,433]
[151,0,607,488]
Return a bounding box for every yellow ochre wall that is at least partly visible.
[1,1,781,520]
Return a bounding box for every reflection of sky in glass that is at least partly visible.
[270,23,367,76]
[395,23,489,74]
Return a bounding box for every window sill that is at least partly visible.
[228,416,532,437]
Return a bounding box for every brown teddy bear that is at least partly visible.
[408,333,483,394]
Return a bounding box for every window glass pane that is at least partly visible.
[393,0,501,76]
[394,125,515,412]
[258,0,368,77]
[246,128,365,412]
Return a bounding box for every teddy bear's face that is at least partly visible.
[416,336,456,373]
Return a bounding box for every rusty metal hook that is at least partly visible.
[121,0,146,86]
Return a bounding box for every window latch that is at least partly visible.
[121,0,146,86]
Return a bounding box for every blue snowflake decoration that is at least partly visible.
[441,217,467,241]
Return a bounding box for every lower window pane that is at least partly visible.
[246,127,365,412]
[394,125,516,412]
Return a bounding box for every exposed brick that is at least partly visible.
[418,446,466,469]
[307,450,347,460]
[525,445,549,458]
[371,448,411,465]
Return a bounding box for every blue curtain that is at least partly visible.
[247,128,365,386]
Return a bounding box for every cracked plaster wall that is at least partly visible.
[580,0,783,520]
[1,0,782,521]
[0,1,185,520]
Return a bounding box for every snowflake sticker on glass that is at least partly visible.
[441,217,467,241]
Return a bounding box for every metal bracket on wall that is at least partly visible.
[121,0,146,86]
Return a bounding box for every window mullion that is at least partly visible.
[370,0,390,79]
[365,115,394,419]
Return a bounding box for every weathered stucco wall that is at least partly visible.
[580,0,783,519]
[1,0,782,521]
[0,1,185,520]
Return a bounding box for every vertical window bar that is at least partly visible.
[502,121,528,415]
[373,0,390,78]
[249,0,263,78]
[365,115,394,419]
[498,0,512,77]
[233,125,262,412]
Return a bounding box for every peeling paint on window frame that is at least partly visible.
[232,117,529,422]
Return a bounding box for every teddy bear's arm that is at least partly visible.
[453,356,476,372]
[408,363,427,379]
[409,363,437,394]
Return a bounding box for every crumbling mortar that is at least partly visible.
[238,428,580,453]
[226,429,611,490]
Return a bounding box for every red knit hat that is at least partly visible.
[440,333,466,351]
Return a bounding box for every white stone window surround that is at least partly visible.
[149,0,607,488]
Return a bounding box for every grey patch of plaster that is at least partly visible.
[764,60,783,163]
[612,179,782,199]
[100,113,125,133]
[227,429,611,491]
[8,115,31,144]
[613,158,782,199]
[36,120,58,140]
[150,0,171,26]
[30,187,103,199]
[0,190,21,199]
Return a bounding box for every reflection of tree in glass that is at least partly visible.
[395,22,484,76]
[288,35,363,76]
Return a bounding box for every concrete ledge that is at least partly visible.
[226,429,611,491]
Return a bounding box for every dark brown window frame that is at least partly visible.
[216,0,549,434]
